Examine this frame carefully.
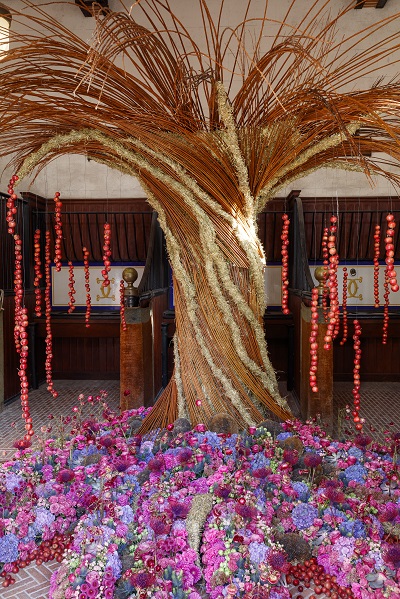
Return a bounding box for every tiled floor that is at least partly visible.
[0,379,399,598]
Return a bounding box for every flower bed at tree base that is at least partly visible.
[0,394,399,598]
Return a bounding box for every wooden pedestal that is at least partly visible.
[300,303,333,433]
[120,307,154,410]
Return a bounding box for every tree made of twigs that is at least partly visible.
[2,0,400,431]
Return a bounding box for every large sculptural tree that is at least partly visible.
[2,0,400,430]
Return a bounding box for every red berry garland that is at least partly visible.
[13,234,33,441]
[53,191,63,271]
[33,229,43,317]
[321,226,330,320]
[83,247,91,328]
[102,222,112,287]
[286,558,355,599]
[352,319,362,431]
[340,267,348,345]
[6,174,18,234]
[373,224,381,308]
[309,287,319,393]
[281,213,290,314]
[45,230,58,399]
[382,267,390,345]
[385,213,399,293]
[324,215,339,350]
[67,261,76,314]
[13,234,23,354]
[120,279,127,331]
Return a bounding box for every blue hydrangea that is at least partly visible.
[32,507,55,533]
[120,505,134,524]
[348,447,363,460]
[251,453,270,469]
[5,472,23,492]
[106,552,122,577]
[276,432,292,441]
[338,519,366,539]
[292,482,310,502]
[0,533,19,563]
[292,503,319,530]
[344,464,367,484]
[248,541,268,565]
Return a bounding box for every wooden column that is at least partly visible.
[0,294,3,412]
[300,302,333,433]
[120,306,154,410]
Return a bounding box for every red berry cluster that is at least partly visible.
[1,533,70,587]
[340,267,348,345]
[83,247,91,328]
[384,213,399,293]
[67,261,76,314]
[281,213,290,314]
[382,269,390,344]
[53,191,63,271]
[6,174,18,234]
[309,287,319,393]
[286,558,354,599]
[373,224,381,308]
[33,229,42,317]
[324,215,339,350]
[321,226,330,319]
[120,279,127,331]
[102,222,112,287]
[45,230,58,399]
[352,319,362,431]
[13,234,23,354]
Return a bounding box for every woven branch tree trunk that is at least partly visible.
[139,176,292,432]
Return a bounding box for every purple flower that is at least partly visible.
[148,457,165,473]
[56,469,75,483]
[130,571,156,589]
[344,464,366,484]
[267,549,289,573]
[384,544,400,570]
[291,503,319,530]
[169,498,190,519]
[0,533,19,563]
[234,503,257,520]
[303,452,322,469]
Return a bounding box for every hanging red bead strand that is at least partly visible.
[83,247,91,328]
[324,215,340,350]
[6,174,18,235]
[352,319,363,431]
[382,268,390,345]
[33,229,43,317]
[102,222,112,287]
[281,213,290,315]
[67,261,76,314]
[321,226,330,320]
[53,191,63,271]
[309,287,319,393]
[13,233,33,442]
[120,280,127,331]
[385,213,399,293]
[13,234,23,354]
[340,267,348,345]
[373,224,381,308]
[44,230,58,399]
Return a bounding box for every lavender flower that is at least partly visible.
[5,472,23,492]
[0,533,19,563]
[292,482,310,502]
[291,503,319,530]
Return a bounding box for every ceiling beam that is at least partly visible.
[75,0,109,17]
[354,0,389,7]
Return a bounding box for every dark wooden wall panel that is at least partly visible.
[151,292,169,397]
